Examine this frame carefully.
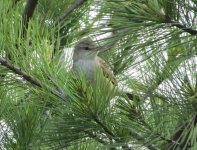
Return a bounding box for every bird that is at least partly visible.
[72,38,136,113]
[72,38,117,89]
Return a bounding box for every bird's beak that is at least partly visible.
[95,46,107,52]
[89,50,99,56]
[87,50,99,57]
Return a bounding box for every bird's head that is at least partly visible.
[73,38,99,60]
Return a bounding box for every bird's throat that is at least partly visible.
[73,58,100,81]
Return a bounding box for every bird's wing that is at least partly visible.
[97,57,117,85]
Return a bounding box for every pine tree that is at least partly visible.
[0,0,197,149]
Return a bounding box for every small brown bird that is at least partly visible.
[72,38,116,88]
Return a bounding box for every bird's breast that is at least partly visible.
[73,59,100,81]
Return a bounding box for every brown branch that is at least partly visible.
[164,16,197,35]
[3,0,37,61]
[92,114,115,138]
[22,0,38,37]
[0,57,66,102]
[47,76,65,97]
[57,0,86,22]
[0,57,41,87]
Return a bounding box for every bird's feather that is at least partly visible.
[97,57,117,85]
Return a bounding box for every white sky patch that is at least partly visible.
[0,120,13,149]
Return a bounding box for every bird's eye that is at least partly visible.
[85,47,89,50]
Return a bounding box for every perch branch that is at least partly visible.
[57,0,86,22]
[164,16,197,35]
[0,57,41,87]
[0,57,66,101]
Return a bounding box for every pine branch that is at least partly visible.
[0,57,41,87]
[0,57,66,102]
[92,115,133,150]
[57,0,86,22]
[164,16,197,35]
[156,133,179,145]
[22,0,38,37]
[93,115,115,138]
[48,76,65,97]
[163,114,197,149]
[129,130,159,150]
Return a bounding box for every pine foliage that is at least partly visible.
[0,0,197,149]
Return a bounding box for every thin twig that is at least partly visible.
[129,130,159,150]
[47,76,65,97]
[164,16,197,35]
[57,0,86,22]
[0,57,41,87]
[93,114,115,138]
[92,115,133,150]
[0,57,66,102]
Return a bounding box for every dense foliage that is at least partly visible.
[0,0,197,149]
